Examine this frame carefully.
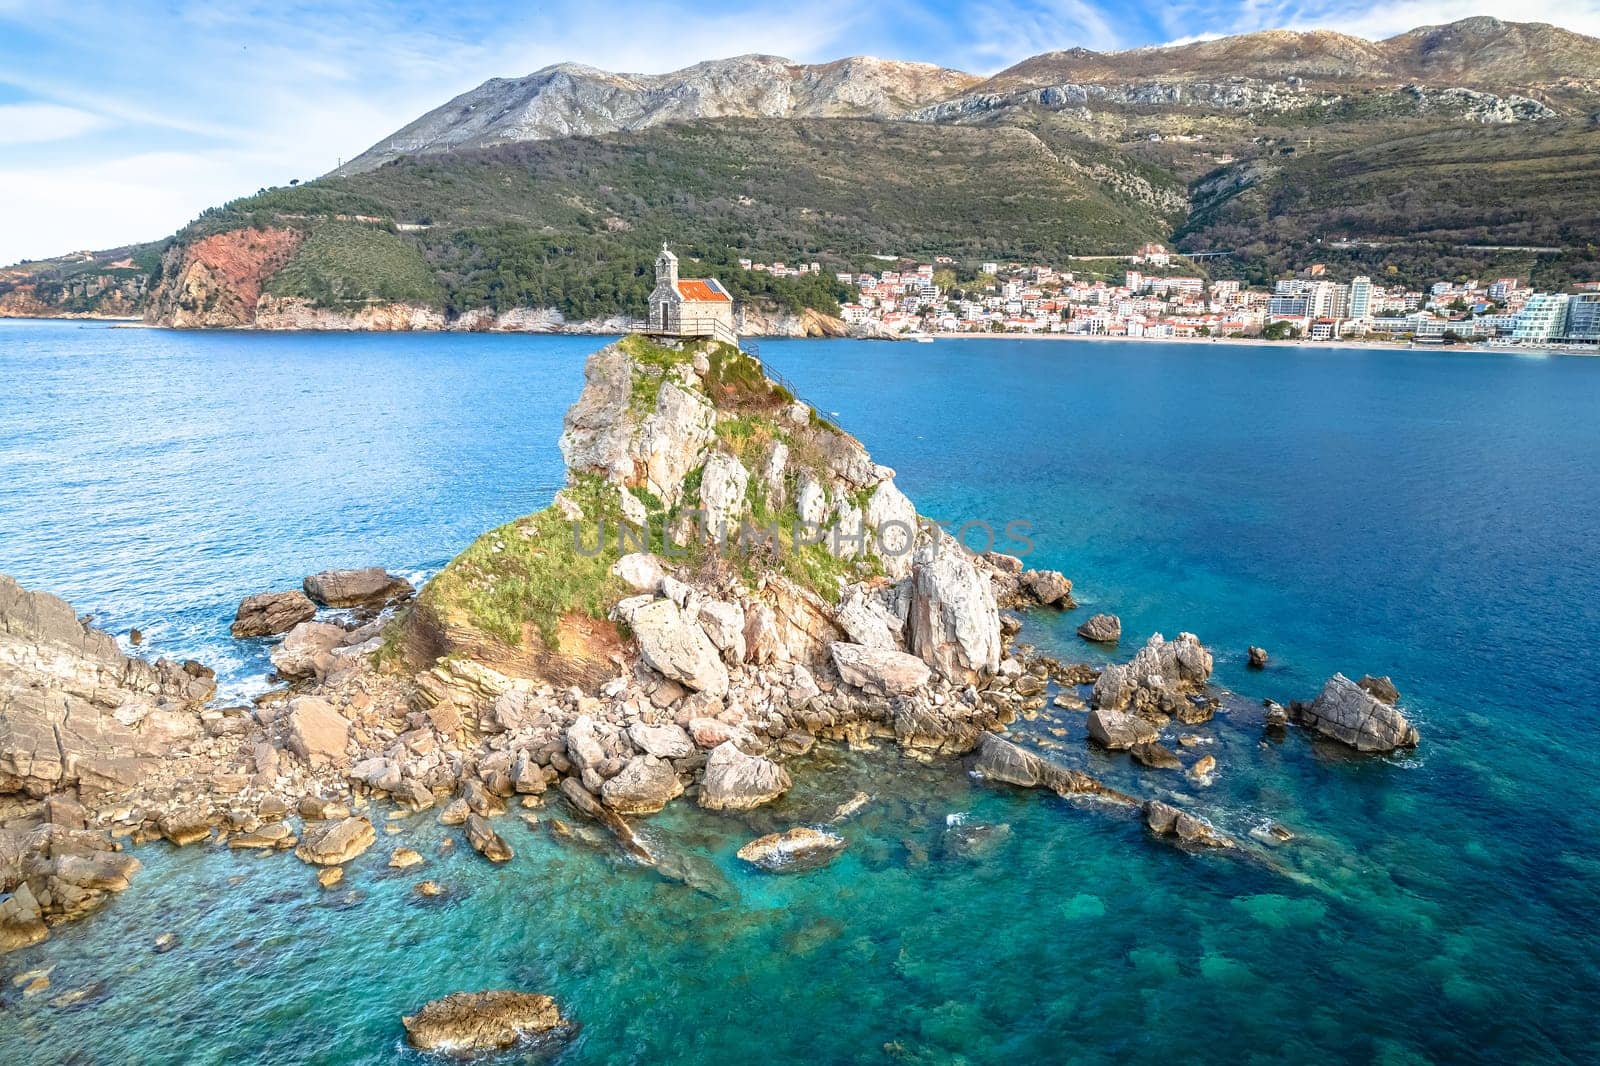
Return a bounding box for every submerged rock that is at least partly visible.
[1130,741,1183,770]
[1295,674,1419,752]
[736,827,846,872]
[402,991,567,1052]
[465,814,513,864]
[971,732,1135,803]
[230,590,316,638]
[699,741,790,811]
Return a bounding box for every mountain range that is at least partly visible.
[5,16,1598,328]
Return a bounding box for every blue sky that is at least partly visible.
[2,0,1596,265]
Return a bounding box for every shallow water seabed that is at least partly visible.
[0,322,1598,1062]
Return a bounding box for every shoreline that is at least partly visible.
[10,313,1591,357]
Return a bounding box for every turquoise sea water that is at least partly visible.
[2,320,1599,1063]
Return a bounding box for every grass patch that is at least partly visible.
[420,474,629,647]
[264,221,443,310]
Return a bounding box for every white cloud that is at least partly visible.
[0,150,263,262]
[0,102,108,144]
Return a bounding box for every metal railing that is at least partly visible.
[670,316,740,348]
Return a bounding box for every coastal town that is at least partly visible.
[734,245,1600,349]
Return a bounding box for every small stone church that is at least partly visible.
[646,244,736,342]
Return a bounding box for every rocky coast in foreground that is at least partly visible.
[0,334,1419,1046]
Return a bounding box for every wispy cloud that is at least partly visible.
[0,103,108,144]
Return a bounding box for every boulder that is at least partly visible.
[735,827,846,872]
[1021,569,1074,608]
[1188,754,1217,781]
[284,697,350,769]
[833,586,902,649]
[1076,613,1122,643]
[389,847,425,869]
[1295,674,1419,752]
[402,991,566,1053]
[699,741,790,811]
[1086,707,1159,750]
[626,722,693,759]
[829,642,931,697]
[629,599,729,697]
[600,756,683,815]
[1248,646,1269,669]
[465,814,513,863]
[302,567,413,608]
[908,536,1001,683]
[270,621,345,680]
[611,553,666,594]
[294,816,376,865]
[696,601,746,664]
[230,590,316,638]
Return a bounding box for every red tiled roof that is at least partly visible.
[676,279,730,302]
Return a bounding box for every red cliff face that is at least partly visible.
[145,227,303,328]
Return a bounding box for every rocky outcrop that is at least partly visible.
[1,575,214,798]
[1294,674,1419,752]
[231,590,316,638]
[735,827,846,872]
[1143,799,1235,849]
[303,568,414,609]
[908,535,1001,684]
[402,991,567,1052]
[699,741,790,810]
[559,343,716,508]
[1091,632,1213,716]
[145,228,303,328]
[337,55,980,174]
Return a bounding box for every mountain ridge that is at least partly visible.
[334,17,1600,174]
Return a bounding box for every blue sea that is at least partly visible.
[2,319,1599,1064]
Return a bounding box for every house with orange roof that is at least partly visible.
[647,244,737,343]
